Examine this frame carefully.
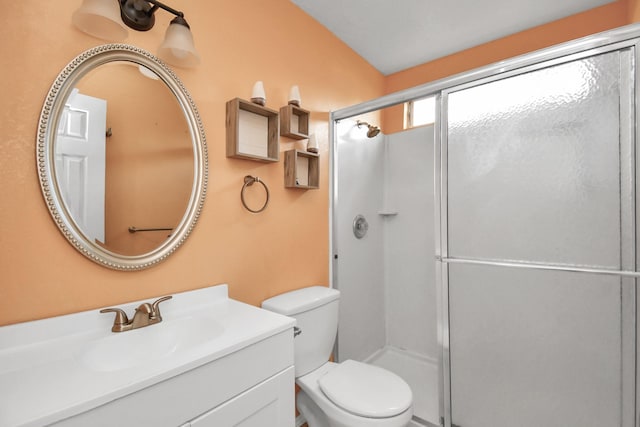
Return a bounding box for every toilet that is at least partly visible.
[262,286,413,427]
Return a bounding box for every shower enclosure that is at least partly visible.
[331,24,640,427]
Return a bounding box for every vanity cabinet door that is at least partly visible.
[189,366,294,427]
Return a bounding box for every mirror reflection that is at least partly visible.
[54,61,193,257]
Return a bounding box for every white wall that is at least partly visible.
[335,121,438,363]
[335,119,386,361]
[384,125,437,360]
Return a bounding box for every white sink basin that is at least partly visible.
[80,315,223,372]
[0,284,295,427]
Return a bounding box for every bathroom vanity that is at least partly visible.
[0,284,295,427]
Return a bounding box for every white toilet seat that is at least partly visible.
[318,360,413,418]
[297,361,413,427]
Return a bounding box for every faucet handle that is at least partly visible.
[150,295,172,320]
[100,308,129,331]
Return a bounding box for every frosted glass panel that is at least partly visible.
[448,263,622,427]
[447,52,624,268]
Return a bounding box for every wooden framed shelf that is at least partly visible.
[284,149,319,189]
[279,104,310,139]
[226,98,279,162]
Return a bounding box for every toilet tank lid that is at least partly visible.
[261,286,339,315]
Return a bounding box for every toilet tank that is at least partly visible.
[262,286,340,377]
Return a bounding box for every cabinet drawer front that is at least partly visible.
[190,367,294,427]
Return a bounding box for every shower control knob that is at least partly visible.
[353,215,368,239]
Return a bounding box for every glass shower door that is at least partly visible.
[441,47,636,427]
[447,264,633,427]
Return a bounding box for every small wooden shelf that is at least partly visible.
[279,104,310,139]
[226,98,279,162]
[284,149,319,189]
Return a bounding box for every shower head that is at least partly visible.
[357,120,381,138]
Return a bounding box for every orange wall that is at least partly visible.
[631,0,640,21]
[383,0,631,133]
[0,0,384,326]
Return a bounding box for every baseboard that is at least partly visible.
[295,414,307,427]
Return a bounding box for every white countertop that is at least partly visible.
[0,284,295,427]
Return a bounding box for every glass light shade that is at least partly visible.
[158,22,201,68]
[307,133,319,153]
[251,81,266,98]
[72,0,128,41]
[289,85,301,105]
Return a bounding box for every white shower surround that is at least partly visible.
[335,122,437,362]
[383,126,437,360]
[335,120,387,362]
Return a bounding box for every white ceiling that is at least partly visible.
[291,0,616,75]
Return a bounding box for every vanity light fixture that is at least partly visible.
[72,0,201,68]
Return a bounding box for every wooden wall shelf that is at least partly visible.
[279,104,310,140]
[226,98,279,162]
[284,149,319,189]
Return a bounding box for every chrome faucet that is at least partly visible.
[100,296,172,332]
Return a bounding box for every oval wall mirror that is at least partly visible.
[37,45,208,270]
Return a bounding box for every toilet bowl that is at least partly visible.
[262,286,413,427]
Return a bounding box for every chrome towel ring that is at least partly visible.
[241,175,270,213]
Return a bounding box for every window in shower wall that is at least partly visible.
[405,96,435,128]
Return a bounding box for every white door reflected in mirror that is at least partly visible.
[56,89,106,244]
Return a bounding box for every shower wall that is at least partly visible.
[335,120,437,363]
[384,126,437,359]
[335,120,386,361]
